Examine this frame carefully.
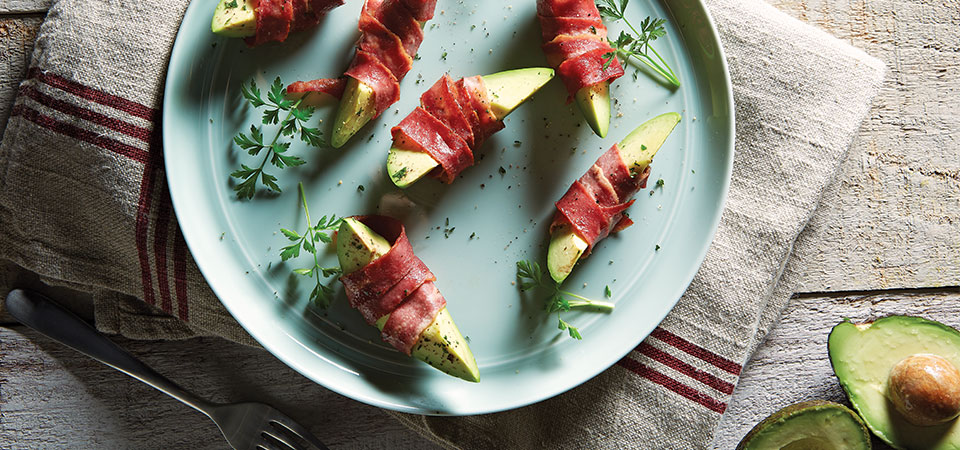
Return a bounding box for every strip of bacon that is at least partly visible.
[338,215,446,355]
[551,144,651,255]
[390,74,505,183]
[246,0,345,47]
[290,0,436,118]
[536,0,624,98]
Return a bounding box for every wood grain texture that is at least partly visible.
[0,0,50,14]
[713,287,960,449]
[774,0,960,292]
[0,326,440,449]
[0,15,42,140]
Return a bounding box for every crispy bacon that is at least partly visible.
[536,0,624,98]
[338,215,446,355]
[390,74,506,184]
[551,144,650,255]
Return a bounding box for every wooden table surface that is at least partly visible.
[2,1,958,448]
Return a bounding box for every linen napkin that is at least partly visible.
[0,0,884,448]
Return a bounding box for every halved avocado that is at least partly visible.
[737,400,871,450]
[829,316,960,449]
[331,78,377,148]
[386,67,555,188]
[546,112,681,284]
[575,82,611,138]
[337,218,480,382]
[211,0,257,38]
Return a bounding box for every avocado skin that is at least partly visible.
[737,400,871,450]
[829,316,960,450]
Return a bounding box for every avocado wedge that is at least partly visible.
[211,0,257,38]
[331,78,377,148]
[546,112,681,284]
[575,82,611,138]
[737,400,871,450]
[829,316,960,449]
[386,68,555,188]
[337,217,480,382]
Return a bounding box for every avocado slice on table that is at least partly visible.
[386,67,555,188]
[737,400,871,450]
[829,316,960,449]
[575,81,611,138]
[336,217,480,382]
[546,111,681,284]
[211,0,257,38]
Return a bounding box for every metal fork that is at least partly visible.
[5,288,328,450]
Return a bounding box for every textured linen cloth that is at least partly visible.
[0,0,884,448]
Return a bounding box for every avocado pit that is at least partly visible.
[888,353,960,426]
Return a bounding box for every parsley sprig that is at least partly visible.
[231,78,326,199]
[596,0,680,87]
[517,260,615,340]
[279,183,342,307]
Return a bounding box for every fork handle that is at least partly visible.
[5,289,215,416]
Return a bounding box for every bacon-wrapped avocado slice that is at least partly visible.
[547,112,681,284]
[385,67,555,188]
[337,217,480,382]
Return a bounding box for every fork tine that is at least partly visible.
[261,429,305,450]
[269,412,329,450]
[254,437,289,450]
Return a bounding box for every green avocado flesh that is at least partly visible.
[331,78,376,148]
[336,218,480,382]
[211,0,257,38]
[829,316,960,449]
[737,401,871,450]
[386,67,554,188]
[481,67,555,119]
[575,82,611,138]
[546,112,681,284]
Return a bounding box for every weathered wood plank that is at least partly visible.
[0,0,50,14]
[0,326,440,449]
[0,15,42,140]
[714,288,960,449]
[773,0,960,292]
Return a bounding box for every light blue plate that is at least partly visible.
[164,0,733,415]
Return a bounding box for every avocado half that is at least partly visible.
[829,316,960,449]
[737,400,871,450]
[386,67,555,188]
[546,112,681,284]
[337,217,480,382]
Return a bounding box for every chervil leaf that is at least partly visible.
[596,3,679,87]
[241,79,266,108]
[281,228,300,241]
[280,242,301,260]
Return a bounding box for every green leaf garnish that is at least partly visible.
[279,183,343,307]
[595,0,680,87]
[230,77,329,199]
[516,260,615,340]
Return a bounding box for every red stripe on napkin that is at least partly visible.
[617,356,727,414]
[173,230,190,321]
[636,343,735,395]
[19,85,153,143]
[651,327,742,375]
[10,104,149,163]
[27,68,159,121]
[154,181,174,314]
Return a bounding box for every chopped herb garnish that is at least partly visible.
[357,184,365,192]
[605,285,612,298]
[516,260,615,340]
[655,244,661,251]
[225,0,238,7]
[499,166,506,175]
[392,166,408,181]
[656,178,664,188]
